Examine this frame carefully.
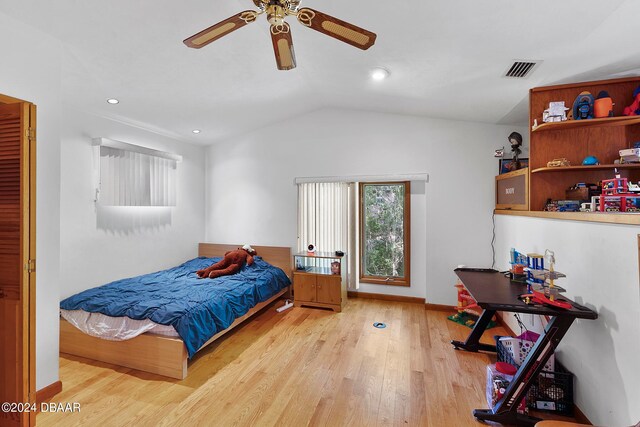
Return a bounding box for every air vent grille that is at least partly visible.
[505,61,539,78]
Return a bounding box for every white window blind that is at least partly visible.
[93,138,181,207]
[297,182,356,288]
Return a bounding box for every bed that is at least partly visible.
[59,243,292,379]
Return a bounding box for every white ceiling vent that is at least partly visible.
[504,60,541,78]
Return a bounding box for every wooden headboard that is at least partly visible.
[198,243,292,278]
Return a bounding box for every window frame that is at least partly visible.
[358,181,411,287]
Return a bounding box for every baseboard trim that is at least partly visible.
[36,380,62,405]
[573,405,592,425]
[347,291,425,304]
[424,303,456,312]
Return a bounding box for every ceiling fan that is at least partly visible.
[183,0,377,71]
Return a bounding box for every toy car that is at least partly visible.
[547,158,571,167]
[627,182,640,192]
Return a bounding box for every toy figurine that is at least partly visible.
[572,91,595,120]
[594,91,614,118]
[543,101,569,123]
[623,86,640,116]
[507,132,523,170]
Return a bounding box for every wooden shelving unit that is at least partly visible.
[528,77,640,213]
[531,163,640,174]
[495,209,640,225]
[532,116,640,132]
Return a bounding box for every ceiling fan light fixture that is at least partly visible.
[183,2,377,70]
[370,68,390,81]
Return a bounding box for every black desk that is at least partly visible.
[450,269,597,426]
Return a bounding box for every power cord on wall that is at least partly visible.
[514,313,527,335]
[491,211,496,270]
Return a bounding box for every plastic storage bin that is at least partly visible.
[486,362,516,409]
[496,336,574,416]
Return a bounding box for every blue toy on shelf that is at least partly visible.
[573,91,595,120]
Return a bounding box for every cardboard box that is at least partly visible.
[566,187,589,200]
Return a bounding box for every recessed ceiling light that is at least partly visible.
[371,68,390,81]
[106,98,119,104]
[192,129,201,134]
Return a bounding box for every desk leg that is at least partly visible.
[451,309,497,352]
[473,315,576,426]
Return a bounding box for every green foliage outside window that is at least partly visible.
[362,183,406,278]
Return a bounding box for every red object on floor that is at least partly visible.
[496,362,517,376]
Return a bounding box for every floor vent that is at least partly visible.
[504,60,540,78]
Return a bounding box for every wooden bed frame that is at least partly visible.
[60,243,292,380]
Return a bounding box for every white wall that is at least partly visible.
[59,107,206,299]
[206,108,525,303]
[495,215,640,426]
[0,11,62,390]
[1,9,207,390]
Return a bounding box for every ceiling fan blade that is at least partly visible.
[297,8,376,50]
[183,10,259,49]
[270,23,296,71]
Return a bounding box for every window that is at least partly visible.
[359,182,410,286]
[93,138,181,207]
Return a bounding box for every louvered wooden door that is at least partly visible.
[0,101,36,427]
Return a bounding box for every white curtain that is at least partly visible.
[99,146,177,206]
[297,182,356,288]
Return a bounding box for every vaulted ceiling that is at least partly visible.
[1,0,639,144]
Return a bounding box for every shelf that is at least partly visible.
[495,209,640,225]
[294,251,344,259]
[531,164,640,173]
[294,267,340,275]
[532,116,640,132]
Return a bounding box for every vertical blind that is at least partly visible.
[95,139,180,207]
[297,182,356,288]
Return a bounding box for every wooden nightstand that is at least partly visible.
[292,252,346,312]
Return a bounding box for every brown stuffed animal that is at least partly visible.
[197,245,257,279]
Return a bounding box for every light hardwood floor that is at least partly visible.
[37,299,556,426]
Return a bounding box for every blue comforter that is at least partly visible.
[60,256,291,358]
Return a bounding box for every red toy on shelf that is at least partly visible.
[598,176,640,212]
[528,286,571,309]
[623,86,640,116]
[521,250,572,310]
[456,281,481,316]
[449,278,498,328]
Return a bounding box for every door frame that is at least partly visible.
[0,93,37,427]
